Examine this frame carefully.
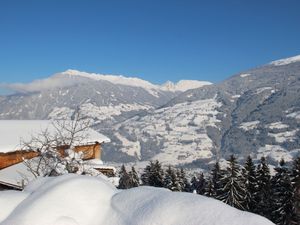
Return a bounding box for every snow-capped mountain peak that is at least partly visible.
[269,54,300,66]
[161,79,212,92]
[60,69,158,91]
[60,69,212,92]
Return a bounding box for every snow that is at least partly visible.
[256,87,273,94]
[257,145,294,162]
[269,55,300,66]
[0,120,110,153]
[115,132,141,159]
[0,162,35,188]
[239,121,260,131]
[240,73,251,78]
[267,122,289,130]
[286,111,300,120]
[116,98,222,165]
[0,174,274,225]
[62,69,212,93]
[161,80,212,92]
[268,129,298,143]
[79,103,152,122]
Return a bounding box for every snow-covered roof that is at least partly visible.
[0,161,34,188]
[0,120,110,153]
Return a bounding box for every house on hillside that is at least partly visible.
[0,120,115,190]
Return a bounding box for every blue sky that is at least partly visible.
[0,0,300,87]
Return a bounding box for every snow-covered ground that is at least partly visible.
[0,174,274,225]
[269,54,300,66]
[114,98,222,165]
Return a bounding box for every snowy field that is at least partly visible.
[0,174,274,225]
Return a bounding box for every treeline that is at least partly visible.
[118,155,300,225]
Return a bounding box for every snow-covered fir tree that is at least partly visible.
[118,165,131,189]
[271,159,294,225]
[179,168,191,192]
[163,165,180,191]
[243,155,258,212]
[289,157,300,225]
[256,156,272,219]
[176,169,185,192]
[218,155,246,210]
[211,161,223,198]
[141,160,164,187]
[129,166,140,187]
[204,178,214,197]
[191,173,206,195]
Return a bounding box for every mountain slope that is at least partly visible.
[0,70,211,128]
[103,55,300,167]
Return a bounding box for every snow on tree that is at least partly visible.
[210,161,223,199]
[179,168,191,192]
[176,169,184,192]
[118,165,132,189]
[270,159,294,225]
[128,166,140,188]
[255,156,272,219]
[163,165,180,191]
[205,178,214,197]
[290,157,300,225]
[191,173,206,195]
[21,111,101,177]
[243,155,258,212]
[141,160,164,187]
[218,155,246,210]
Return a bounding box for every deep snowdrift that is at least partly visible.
[0,174,274,225]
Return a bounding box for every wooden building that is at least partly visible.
[0,120,114,190]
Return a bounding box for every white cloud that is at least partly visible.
[0,73,85,93]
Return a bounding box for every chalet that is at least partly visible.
[0,120,114,190]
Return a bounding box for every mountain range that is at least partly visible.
[1,55,300,169]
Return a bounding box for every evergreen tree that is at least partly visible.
[255,157,272,219]
[271,159,294,225]
[141,160,164,187]
[179,168,191,192]
[129,166,139,187]
[163,165,180,191]
[118,165,131,189]
[176,169,185,192]
[290,157,300,225]
[211,161,223,199]
[243,155,258,212]
[204,178,214,197]
[141,161,152,185]
[191,176,198,194]
[191,173,206,195]
[197,173,206,195]
[218,155,246,210]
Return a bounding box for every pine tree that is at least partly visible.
[191,173,206,195]
[218,155,246,210]
[271,159,294,225]
[118,165,131,189]
[129,166,139,187]
[205,178,214,197]
[211,161,223,199]
[141,162,152,185]
[176,169,184,192]
[164,165,180,191]
[255,156,272,219]
[290,157,300,225]
[141,160,164,187]
[175,168,191,192]
[191,176,198,194]
[243,155,257,212]
[197,173,206,195]
[180,168,191,192]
